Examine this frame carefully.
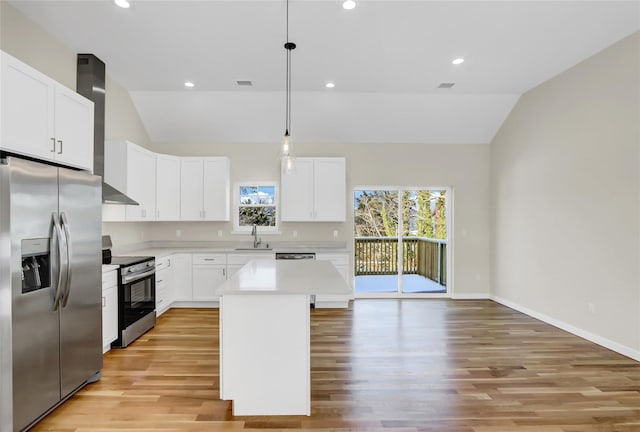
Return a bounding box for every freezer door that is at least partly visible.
[7,158,61,432]
[58,166,102,397]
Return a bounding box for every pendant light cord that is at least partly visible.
[284,0,295,137]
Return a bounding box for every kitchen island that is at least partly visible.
[216,259,351,416]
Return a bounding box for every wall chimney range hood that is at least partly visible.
[77,54,138,206]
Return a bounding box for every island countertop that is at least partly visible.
[216,259,351,295]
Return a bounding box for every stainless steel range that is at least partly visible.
[102,237,156,348]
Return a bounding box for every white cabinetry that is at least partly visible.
[192,254,226,302]
[315,253,351,308]
[155,256,174,316]
[180,157,230,221]
[1,51,94,171]
[156,154,180,221]
[281,157,346,222]
[171,254,193,302]
[101,268,118,353]
[105,140,157,221]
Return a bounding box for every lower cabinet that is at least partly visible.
[155,256,174,316]
[171,253,193,302]
[315,253,352,308]
[101,269,118,353]
[192,254,226,302]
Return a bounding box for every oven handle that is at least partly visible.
[123,268,156,285]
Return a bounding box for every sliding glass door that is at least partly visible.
[354,188,448,296]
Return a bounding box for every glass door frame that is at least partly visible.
[352,185,453,299]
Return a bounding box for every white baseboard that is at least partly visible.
[491,295,640,362]
[451,293,490,300]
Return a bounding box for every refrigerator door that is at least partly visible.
[7,158,61,431]
[58,166,102,397]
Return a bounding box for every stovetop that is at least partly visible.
[103,255,154,267]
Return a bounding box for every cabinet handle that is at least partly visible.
[142,209,147,218]
[158,299,164,304]
[157,279,164,283]
[50,138,56,153]
[223,268,226,277]
[102,296,106,307]
[157,210,160,218]
[57,140,63,154]
[168,259,171,267]
[204,259,216,261]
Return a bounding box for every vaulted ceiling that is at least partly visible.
[9,0,640,145]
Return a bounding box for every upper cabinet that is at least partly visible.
[156,154,181,221]
[0,51,94,171]
[105,140,157,221]
[180,157,230,221]
[281,157,346,222]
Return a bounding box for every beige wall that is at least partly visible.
[150,141,491,297]
[490,32,640,355]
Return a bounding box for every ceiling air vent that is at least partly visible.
[236,80,253,86]
[438,82,455,89]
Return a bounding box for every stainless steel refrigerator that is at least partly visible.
[0,157,103,431]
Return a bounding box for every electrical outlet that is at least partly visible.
[293,230,298,238]
[588,302,596,314]
[333,230,338,238]
[176,229,182,238]
[217,230,223,237]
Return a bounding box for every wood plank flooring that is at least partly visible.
[32,300,640,432]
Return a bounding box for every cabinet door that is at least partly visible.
[53,85,94,171]
[156,154,180,221]
[1,52,55,161]
[313,158,346,221]
[203,158,230,221]
[172,254,193,301]
[226,264,244,279]
[180,158,204,220]
[156,267,173,316]
[125,145,157,221]
[280,158,314,221]
[102,285,118,352]
[193,265,226,301]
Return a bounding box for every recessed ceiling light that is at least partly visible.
[343,0,356,10]
[452,58,465,65]
[114,0,130,9]
[184,81,195,88]
[325,82,335,89]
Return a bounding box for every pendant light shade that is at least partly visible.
[280,0,296,173]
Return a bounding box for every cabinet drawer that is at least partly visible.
[227,253,275,265]
[193,253,226,265]
[316,253,349,266]
[102,270,117,290]
[156,256,171,271]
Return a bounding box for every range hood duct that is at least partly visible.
[76,53,138,206]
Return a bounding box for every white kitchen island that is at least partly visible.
[217,259,351,416]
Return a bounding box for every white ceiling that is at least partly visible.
[9,0,640,145]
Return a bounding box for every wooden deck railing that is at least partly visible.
[354,237,447,286]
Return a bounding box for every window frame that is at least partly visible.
[233,181,280,233]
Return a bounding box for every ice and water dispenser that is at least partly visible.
[21,238,51,294]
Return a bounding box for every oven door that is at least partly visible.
[121,269,156,328]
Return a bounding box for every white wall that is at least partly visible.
[151,141,491,297]
[490,32,640,356]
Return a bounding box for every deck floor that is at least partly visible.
[355,274,446,293]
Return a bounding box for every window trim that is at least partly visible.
[233,181,280,233]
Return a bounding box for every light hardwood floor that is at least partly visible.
[32,300,640,432]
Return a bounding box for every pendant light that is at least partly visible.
[280,0,296,173]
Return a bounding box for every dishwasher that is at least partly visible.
[275,252,316,306]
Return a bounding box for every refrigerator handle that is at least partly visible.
[51,213,66,311]
[60,212,73,308]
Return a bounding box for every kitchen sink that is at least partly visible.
[234,247,273,251]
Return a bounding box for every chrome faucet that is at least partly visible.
[251,224,261,248]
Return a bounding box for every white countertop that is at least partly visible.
[217,260,351,295]
[111,241,349,259]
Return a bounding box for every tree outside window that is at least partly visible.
[235,184,277,230]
